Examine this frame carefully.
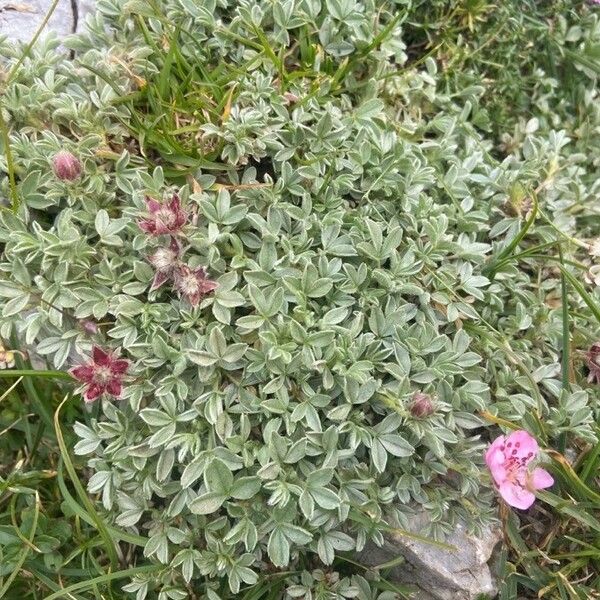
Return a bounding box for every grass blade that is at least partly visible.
[54,395,120,568]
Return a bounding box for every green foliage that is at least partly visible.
[0,0,599,599]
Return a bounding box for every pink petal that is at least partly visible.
[504,430,538,462]
[529,468,554,491]
[151,271,170,291]
[199,280,218,294]
[110,359,129,375]
[498,481,536,510]
[93,347,111,366]
[70,364,94,383]
[169,237,180,253]
[485,435,506,468]
[487,448,508,486]
[145,196,161,213]
[153,223,171,235]
[106,379,122,397]
[168,194,181,212]
[188,293,201,306]
[138,219,157,234]
[84,384,103,402]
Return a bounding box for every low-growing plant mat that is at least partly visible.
[0,0,599,599]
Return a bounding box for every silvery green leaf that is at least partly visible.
[379,434,414,457]
[230,476,261,500]
[204,459,233,495]
[187,350,218,366]
[189,492,227,515]
[310,487,340,509]
[267,528,289,567]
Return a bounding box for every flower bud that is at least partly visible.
[80,320,99,335]
[409,392,434,418]
[52,150,82,181]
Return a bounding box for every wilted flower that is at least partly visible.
[409,392,434,418]
[174,265,218,306]
[70,346,129,402]
[138,194,187,236]
[584,265,600,287]
[52,150,82,181]
[485,430,554,509]
[585,342,600,383]
[148,238,180,290]
[0,346,16,369]
[283,91,300,105]
[589,238,600,257]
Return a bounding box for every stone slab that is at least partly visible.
[358,509,502,600]
[0,0,74,43]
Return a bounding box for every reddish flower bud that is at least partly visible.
[80,320,99,335]
[52,151,82,181]
[410,392,434,418]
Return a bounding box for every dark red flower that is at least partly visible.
[52,150,82,181]
[409,392,434,418]
[174,265,218,306]
[138,194,187,236]
[70,346,129,402]
[148,237,180,291]
[585,342,600,383]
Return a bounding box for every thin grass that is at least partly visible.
[54,395,120,569]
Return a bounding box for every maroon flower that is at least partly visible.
[174,265,218,306]
[148,237,180,291]
[70,346,129,402]
[409,392,434,418]
[138,194,187,236]
[52,150,82,181]
[585,342,600,383]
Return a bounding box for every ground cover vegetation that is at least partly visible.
[0,1,599,598]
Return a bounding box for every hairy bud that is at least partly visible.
[52,151,82,181]
[410,392,434,418]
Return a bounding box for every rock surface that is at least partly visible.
[358,510,502,600]
[0,0,95,43]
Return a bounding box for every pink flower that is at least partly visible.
[485,430,554,509]
[52,150,82,181]
[148,238,180,291]
[138,194,187,236]
[585,342,600,383]
[70,346,129,402]
[174,265,218,306]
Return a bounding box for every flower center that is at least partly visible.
[153,248,177,271]
[156,208,176,227]
[94,365,113,384]
[181,274,199,294]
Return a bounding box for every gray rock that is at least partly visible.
[0,0,75,43]
[358,510,501,600]
[75,0,96,27]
